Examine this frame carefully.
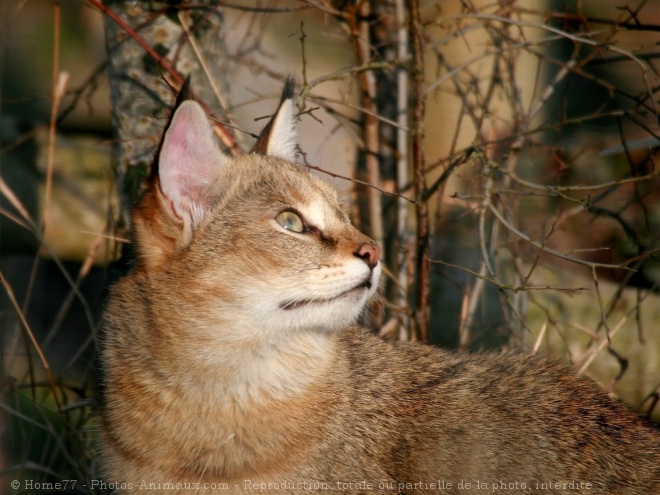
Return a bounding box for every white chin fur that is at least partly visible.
[246,261,381,334]
[281,279,377,331]
[282,261,380,331]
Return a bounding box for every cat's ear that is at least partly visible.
[252,78,297,160]
[133,80,229,269]
[157,98,228,224]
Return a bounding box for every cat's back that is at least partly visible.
[334,328,660,494]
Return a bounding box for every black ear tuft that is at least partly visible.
[174,75,193,108]
[281,77,295,102]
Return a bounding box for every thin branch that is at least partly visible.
[395,0,410,336]
[430,258,589,294]
[302,162,415,204]
[487,202,634,271]
[44,0,67,235]
[493,159,660,193]
[300,61,398,98]
[347,1,383,251]
[0,271,62,412]
[410,0,430,341]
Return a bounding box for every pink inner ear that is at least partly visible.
[164,109,197,161]
[158,101,226,220]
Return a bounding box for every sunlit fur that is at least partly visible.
[99,85,660,495]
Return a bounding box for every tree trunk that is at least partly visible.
[102,1,233,223]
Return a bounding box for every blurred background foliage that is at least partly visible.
[2,0,660,492]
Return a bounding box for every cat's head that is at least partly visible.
[132,80,381,334]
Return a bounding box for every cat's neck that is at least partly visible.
[143,297,337,404]
[210,327,336,403]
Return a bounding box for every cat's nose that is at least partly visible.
[355,242,381,270]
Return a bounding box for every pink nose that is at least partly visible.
[356,242,381,270]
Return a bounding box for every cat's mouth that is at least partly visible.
[279,279,372,311]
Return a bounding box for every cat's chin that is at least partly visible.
[278,279,373,312]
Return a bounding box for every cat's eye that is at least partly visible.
[276,210,306,233]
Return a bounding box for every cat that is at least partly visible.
[98,78,660,495]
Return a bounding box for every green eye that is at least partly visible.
[276,210,305,233]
